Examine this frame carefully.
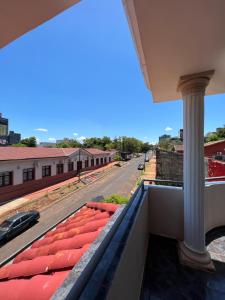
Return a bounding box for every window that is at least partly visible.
[100,158,104,164]
[0,171,13,187]
[57,164,64,174]
[104,157,107,163]
[23,168,35,182]
[21,215,29,222]
[68,162,74,172]
[12,219,21,227]
[91,159,95,167]
[96,158,99,165]
[109,157,111,162]
[85,160,89,168]
[42,166,51,177]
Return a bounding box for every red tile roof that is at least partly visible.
[0,147,79,161]
[0,147,111,161]
[0,202,119,300]
[85,148,110,155]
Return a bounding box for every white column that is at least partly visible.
[183,86,205,252]
[178,70,215,271]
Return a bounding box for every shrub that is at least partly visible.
[102,194,129,205]
[114,154,122,161]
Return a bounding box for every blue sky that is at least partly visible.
[0,0,224,144]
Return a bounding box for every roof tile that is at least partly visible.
[0,202,120,300]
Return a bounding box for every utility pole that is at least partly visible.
[144,152,147,171]
[78,147,81,182]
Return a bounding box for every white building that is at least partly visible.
[0,147,112,202]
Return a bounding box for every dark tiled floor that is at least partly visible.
[141,235,225,300]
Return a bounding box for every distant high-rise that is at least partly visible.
[179,129,183,141]
[0,113,8,136]
[0,113,21,146]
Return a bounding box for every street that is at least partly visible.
[0,155,144,263]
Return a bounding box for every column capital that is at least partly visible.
[177,70,214,96]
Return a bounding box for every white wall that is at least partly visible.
[147,182,225,240]
[0,151,110,187]
[0,158,60,185]
[148,185,184,240]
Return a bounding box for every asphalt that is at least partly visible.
[0,156,144,264]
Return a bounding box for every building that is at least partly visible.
[8,131,21,145]
[0,113,8,136]
[158,134,171,142]
[39,142,56,147]
[1,1,225,299]
[0,147,113,202]
[0,113,21,146]
[179,129,183,141]
[173,139,225,157]
[56,138,74,144]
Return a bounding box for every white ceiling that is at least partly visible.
[0,0,80,49]
[123,0,225,102]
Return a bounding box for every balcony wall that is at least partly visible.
[148,185,184,240]
[106,190,149,300]
[147,183,225,240]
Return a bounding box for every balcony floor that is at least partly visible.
[141,235,225,299]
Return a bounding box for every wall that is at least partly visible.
[156,150,209,180]
[147,183,225,240]
[148,185,184,240]
[106,191,149,300]
[0,170,78,202]
[205,140,225,157]
[156,150,183,181]
[208,159,225,178]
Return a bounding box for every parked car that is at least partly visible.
[0,210,40,243]
[145,157,149,162]
[138,164,144,170]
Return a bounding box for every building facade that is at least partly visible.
[0,113,21,146]
[0,113,8,136]
[0,147,113,202]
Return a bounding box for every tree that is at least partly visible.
[205,132,219,143]
[56,139,81,148]
[20,136,37,147]
[140,142,153,153]
[216,126,225,139]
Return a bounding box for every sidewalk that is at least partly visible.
[142,156,156,179]
[0,162,117,218]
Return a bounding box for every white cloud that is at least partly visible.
[143,136,148,139]
[73,132,78,136]
[165,126,173,131]
[35,128,48,132]
[48,137,56,142]
[77,136,86,143]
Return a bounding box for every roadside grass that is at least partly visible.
[101,194,129,205]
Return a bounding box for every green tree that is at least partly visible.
[20,136,37,147]
[216,126,225,139]
[56,139,81,148]
[205,133,219,143]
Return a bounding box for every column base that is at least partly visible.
[178,241,215,272]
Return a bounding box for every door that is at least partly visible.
[77,161,82,172]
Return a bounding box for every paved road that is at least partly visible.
[0,156,144,263]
